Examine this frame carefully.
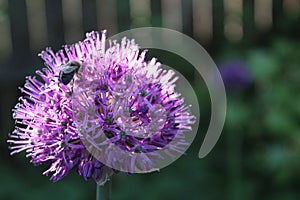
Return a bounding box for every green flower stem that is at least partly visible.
[96,180,112,200]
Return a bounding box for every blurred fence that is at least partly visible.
[0,0,299,82]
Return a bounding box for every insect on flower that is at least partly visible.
[59,61,82,85]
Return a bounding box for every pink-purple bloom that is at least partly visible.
[8,30,195,183]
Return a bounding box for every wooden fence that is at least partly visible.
[0,0,299,82]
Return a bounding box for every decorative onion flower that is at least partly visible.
[8,30,195,183]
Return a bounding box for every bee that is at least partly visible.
[59,61,82,85]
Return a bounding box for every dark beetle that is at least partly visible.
[59,61,81,85]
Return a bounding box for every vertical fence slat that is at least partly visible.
[161,0,182,31]
[45,0,64,49]
[283,0,300,15]
[224,0,243,42]
[96,0,117,34]
[62,0,83,44]
[129,0,151,27]
[254,0,273,30]
[82,0,98,32]
[193,0,213,44]
[8,0,30,61]
[25,0,48,51]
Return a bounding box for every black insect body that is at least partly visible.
[59,61,82,85]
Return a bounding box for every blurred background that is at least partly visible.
[1,0,300,199]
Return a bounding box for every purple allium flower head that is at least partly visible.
[8,30,195,183]
[72,35,196,173]
[219,60,252,89]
